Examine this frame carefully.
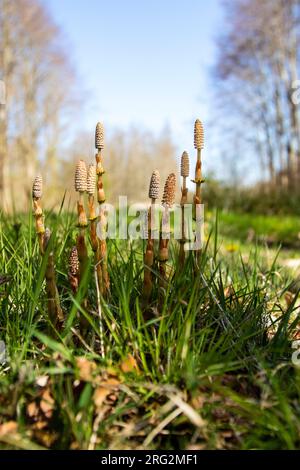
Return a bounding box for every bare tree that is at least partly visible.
[0,0,77,210]
[214,0,300,188]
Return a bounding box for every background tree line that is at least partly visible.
[0,0,78,210]
[0,0,176,211]
[215,0,300,190]
[1,0,300,213]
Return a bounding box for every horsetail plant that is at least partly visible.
[75,160,88,226]
[95,122,110,297]
[159,173,176,288]
[192,119,204,264]
[87,163,98,253]
[143,170,160,303]
[32,175,45,253]
[75,160,89,314]
[179,151,190,267]
[87,160,105,349]
[32,177,63,328]
[193,119,204,204]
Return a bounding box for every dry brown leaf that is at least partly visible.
[76,357,97,382]
[70,441,80,450]
[40,389,55,418]
[0,421,17,437]
[27,401,39,418]
[93,378,120,409]
[32,421,48,431]
[33,430,57,448]
[93,387,110,409]
[120,354,140,374]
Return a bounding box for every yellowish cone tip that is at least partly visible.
[75,160,87,193]
[69,246,79,276]
[32,175,43,199]
[87,164,96,195]
[148,170,160,200]
[181,151,190,178]
[162,173,176,208]
[95,122,104,150]
[194,119,204,150]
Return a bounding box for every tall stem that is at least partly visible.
[179,176,187,267]
[76,191,89,330]
[194,148,203,265]
[142,198,156,303]
[96,148,110,297]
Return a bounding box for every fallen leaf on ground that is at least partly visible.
[0,421,17,437]
[120,354,140,374]
[40,389,55,418]
[93,378,120,409]
[76,357,97,382]
[27,401,39,418]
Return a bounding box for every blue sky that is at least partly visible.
[45,0,223,172]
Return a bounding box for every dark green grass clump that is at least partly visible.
[0,211,300,450]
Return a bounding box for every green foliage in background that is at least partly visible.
[204,178,300,217]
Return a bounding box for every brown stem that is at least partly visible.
[142,201,156,302]
[44,234,64,328]
[77,191,88,274]
[76,191,89,329]
[96,149,110,297]
[68,271,79,294]
[33,195,62,329]
[99,210,110,294]
[159,206,169,296]
[33,198,45,254]
[179,177,188,268]
[90,218,98,253]
[99,238,110,294]
[76,230,88,283]
[76,230,89,331]
[193,149,203,265]
[195,149,202,201]
[77,192,88,228]
[96,150,105,203]
[88,193,100,277]
[88,194,97,225]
